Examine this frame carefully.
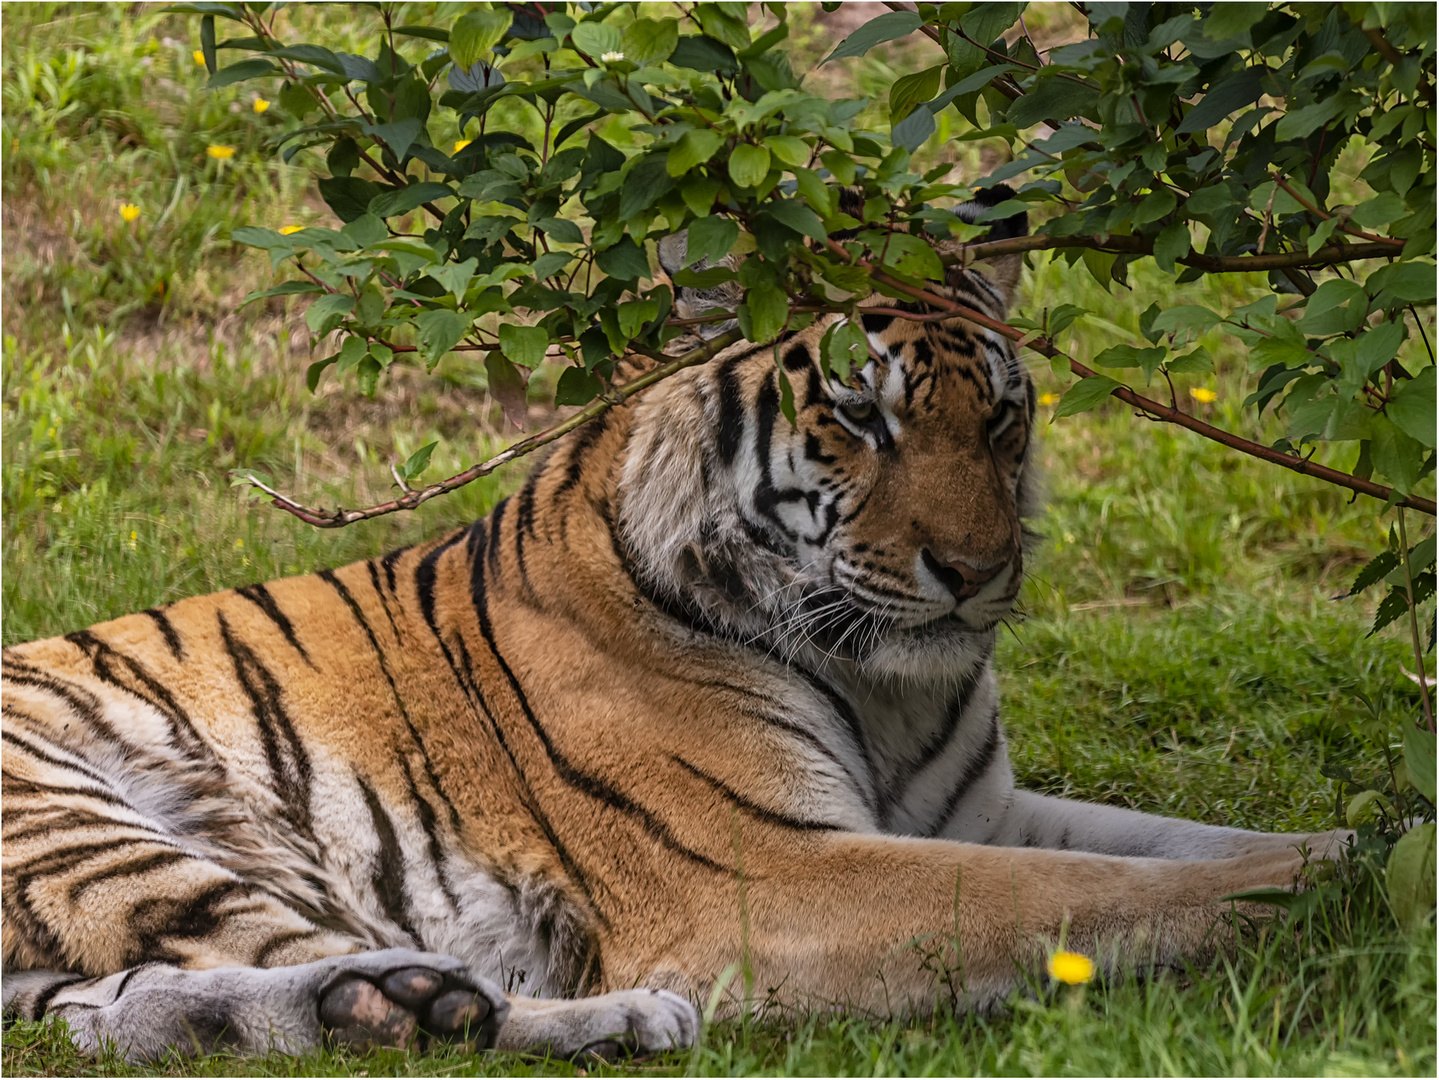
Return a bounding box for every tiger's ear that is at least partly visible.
[938,184,1028,314]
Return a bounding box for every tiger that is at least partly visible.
[1,186,1351,1063]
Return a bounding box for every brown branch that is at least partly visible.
[949,231,1402,273]
[237,328,744,528]
[1269,172,1401,248]
[824,239,1436,517]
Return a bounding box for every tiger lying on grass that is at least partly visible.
[1,189,1349,1063]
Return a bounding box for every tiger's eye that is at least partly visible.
[839,399,875,423]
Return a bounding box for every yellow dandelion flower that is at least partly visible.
[1038,392,1059,407]
[454,139,472,153]
[130,531,138,541]
[193,50,206,66]
[1190,387,1217,403]
[120,203,141,223]
[235,538,245,548]
[207,144,236,160]
[1047,950,1095,985]
[279,225,304,235]
[253,98,271,113]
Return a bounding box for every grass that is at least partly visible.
[2,3,1434,1076]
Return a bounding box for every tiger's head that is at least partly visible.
[618,191,1036,686]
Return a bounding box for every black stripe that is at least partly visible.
[216,613,314,840]
[672,756,837,833]
[931,706,1002,837]
[235,583,313,667]
[397,753,461,908]
[356,775,420,942]
[316,568,463,833]
[2,771,134,809]
[63,631,214,763]
[380,543,412,596]
[255,928,323,967]
[414,527,604,916]
[1,727,117,789]
[487,497,509,578]
[132,881,245,963]
[791,667,877,815]
[714,352,746,465]
[141,608,184,661]
[513,468,541,588]
[553,412,609,499]
[25,973,88,1020]
[468,521,727,874]
[3,661,125,747]
[365,559,403,643]
[67,848,191,902]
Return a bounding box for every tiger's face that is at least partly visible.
[624,225,1034,684]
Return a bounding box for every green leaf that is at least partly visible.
[304,294,354,336]
[1388,366,1437,448]
[667,128,725,177]
[1387,823,1436,931]
[1345,789,1387,828]
[685,216,740,269]
[673,265,738,288]
[334,335,367,375]
[1369,414,1423,494]
[891,104,936,152]
[485,351,530,427]
[414,308,470,370]
[1153,221,1190,272]
[306,355,335,392]
[669,34,738,73]
[341,213,387,249]
[368,183,454,218]
[739,283,789,344]
[1007,75,1099,129]
[762,200,826,240]
[1405,726,1437,806]
[617,153,673,220]
[1166,347,1214,375]
[365,118,424,160]
[879,234,942,281]
[1055,375,1121,417]
[1348,549,1401,596]
[535,216,584,245]
[595,238,649,281]
[1368,261,1437,307]
[762,135,810,167]
[555,366,603,405]
[729,144,772,189]
[617,298,659,338]
[532,251,572,280]
[824,11,921,62]
[570,20,622,60]
[430,257,477,302]
[818,320,868,381]
[889,64,943,122]
[1150,305,1221,339]
[622,17,679,65]
[1094,343,1167,382]
[1176,68,1263,134]
[397,441,438,485]
[1298,278,1368,335]
[450,9,512,68]
[318,176,384,223]
[207,58,276,87]
[239,281,323,309]
[820,149,856,186]
[1351,192,1407,230]
[1131,188,1177,226]
[498,324,548,369]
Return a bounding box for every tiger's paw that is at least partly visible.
[317,950,507,1052]
[498,987,698,1058]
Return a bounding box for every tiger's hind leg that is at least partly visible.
[3,950,506,1061]
[2,707,504,1060]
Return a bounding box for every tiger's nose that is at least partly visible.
[921,548,1004,601]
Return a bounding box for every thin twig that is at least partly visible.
[948,232,1400,272]
[236,328,744,527]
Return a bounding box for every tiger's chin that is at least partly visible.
[853,616,1001,686]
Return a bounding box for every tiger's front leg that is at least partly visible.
[613,831,1315,1014]
[976,789,1352,862]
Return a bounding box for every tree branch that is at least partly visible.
[946,232,1402,272]
[237,328,744,528]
